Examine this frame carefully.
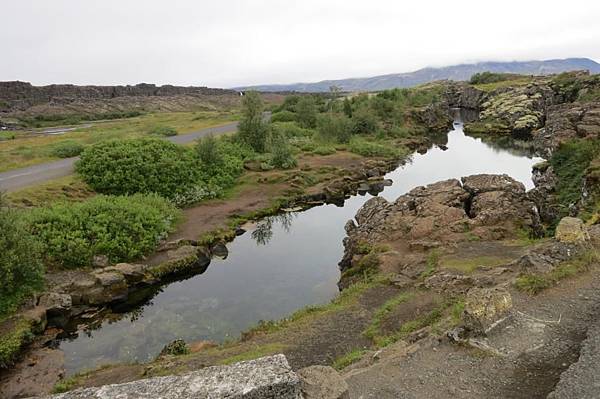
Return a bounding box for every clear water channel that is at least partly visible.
[58,117,543,374]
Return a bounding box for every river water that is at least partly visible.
[58,118,543,374]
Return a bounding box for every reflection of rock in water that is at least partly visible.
[211,243,229,259]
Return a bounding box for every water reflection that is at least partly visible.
[58,120,543,374]
[251,212,297,245]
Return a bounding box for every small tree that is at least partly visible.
[238,91,269,152]
[295,96,318,129]
[269,129,297,169]
[343,98,353,117]
[196,134,221,168]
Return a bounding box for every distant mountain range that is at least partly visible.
[238,58,600,93]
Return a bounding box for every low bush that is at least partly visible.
[470,72,513,85]
[270,110,297,123]
[313,145,336,155]
[351,107,378,135]
[76,138,201,199]
[148,125,178,136]
[268,131,297,169]
[0,195,45,319]
[50,141,85,158]
[27,194,179,268]
[270,122,314,138]
[0,132,16,141]
[199,138,251,185]
[348,137,404,158]
[316,113,352,143]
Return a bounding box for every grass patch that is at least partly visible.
[242,275,391,339]
[5,175,95,207]
[332,348,367,370]
[348,137,407,158]
[52,364,115,394]
[515,250,599,294]
[341,252,380,279]
[218,343,287,365]
[419,249,440,279]
[363,292,415,341]
[439,255,511,274]
[450,298,466,325]
[373,306,445,348]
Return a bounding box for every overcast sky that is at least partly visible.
[2,0,600,88]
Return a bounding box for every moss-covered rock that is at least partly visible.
[148,245,210,278]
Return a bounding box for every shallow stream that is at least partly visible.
[59,117,543,374]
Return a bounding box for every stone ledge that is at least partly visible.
[38,355,301,399]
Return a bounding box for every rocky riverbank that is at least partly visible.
[3,71,599,398]
[0,140,430,398]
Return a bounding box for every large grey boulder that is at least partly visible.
[40,355,301,399]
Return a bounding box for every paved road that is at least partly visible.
[0,121,239,192]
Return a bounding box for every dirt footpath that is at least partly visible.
[343,265,600,399]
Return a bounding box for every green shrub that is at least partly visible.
[269,131,297,169]
[196,135,220,166]
[275,95,301,113]
[50,141,85,158]
[148,125,178,137]
[27,194,179,268]
[0,131,16,141]
[270,110,297,123]
[198,138,252,188]
[0,195,45,319]
[76,138,201,199]
[316,113,353,143]
[351,107,378,135]
[313,145,336,155]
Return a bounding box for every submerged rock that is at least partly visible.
[211,243,229,259]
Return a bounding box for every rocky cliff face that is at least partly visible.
[532,101,600,157]
[444,82,487,111]
[0,81,237,111]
